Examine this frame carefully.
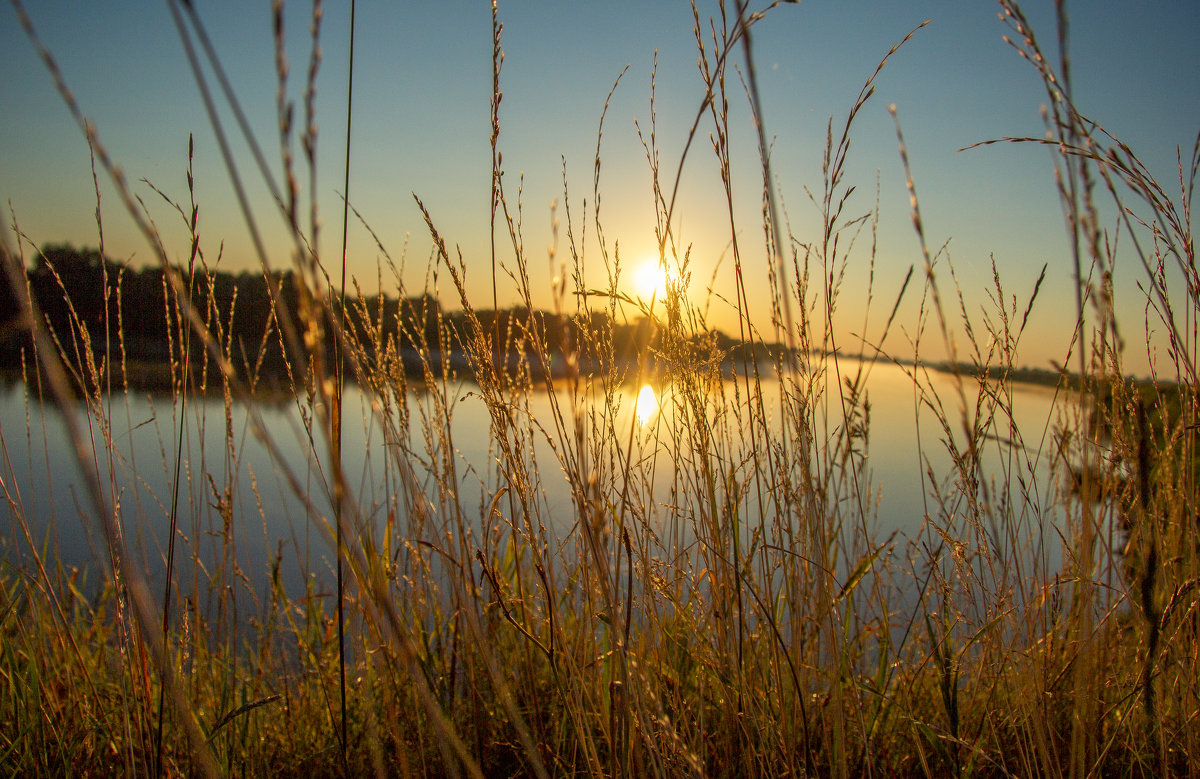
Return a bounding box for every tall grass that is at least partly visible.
[1,0,1197,776]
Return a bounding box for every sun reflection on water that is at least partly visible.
[635,383,659,425]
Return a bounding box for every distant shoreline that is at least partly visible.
[2,346,1152,401]
[1,244,1178,401]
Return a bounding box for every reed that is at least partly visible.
[1,0,1196,775]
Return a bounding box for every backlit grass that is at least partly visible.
[1,1,1197,776]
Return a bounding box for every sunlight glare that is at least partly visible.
[634,383,659,425]
[633,259,670,302]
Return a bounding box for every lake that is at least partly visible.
[0,357,1075,617]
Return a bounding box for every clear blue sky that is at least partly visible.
[2,1,1196,373]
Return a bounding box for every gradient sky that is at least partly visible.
[2,2,1197,374]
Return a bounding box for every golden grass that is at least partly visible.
[1,0,1197,776]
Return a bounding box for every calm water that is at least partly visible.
[0,359,1073,606]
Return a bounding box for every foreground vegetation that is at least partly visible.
[2,1,1197,776]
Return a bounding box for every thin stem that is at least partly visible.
[334,0,357,767]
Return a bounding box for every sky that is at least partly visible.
[2,1,1197,375]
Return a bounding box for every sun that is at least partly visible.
[632,258,673,302]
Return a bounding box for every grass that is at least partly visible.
[1,0,1198,775]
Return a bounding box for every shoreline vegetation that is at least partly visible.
[2,1,1198,776]
[0,243,772,393]
[0,243,1158,395]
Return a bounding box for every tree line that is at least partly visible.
[0,244,758,392]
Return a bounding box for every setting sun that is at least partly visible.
[632,258,672,302]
